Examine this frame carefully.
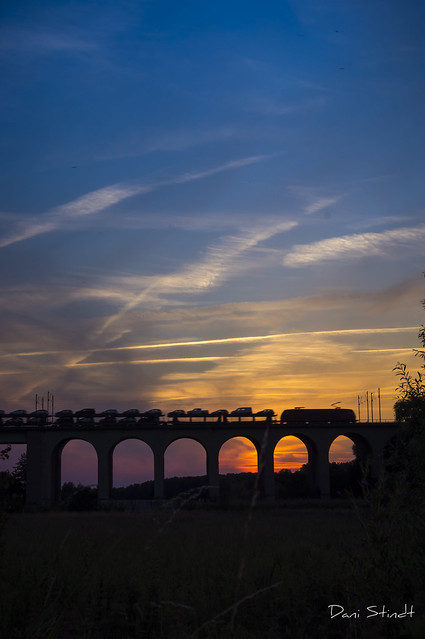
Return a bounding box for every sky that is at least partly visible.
[1,0,424,485]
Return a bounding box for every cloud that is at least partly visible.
[346,216,414,231]
[97,125,239,160]
[287,185,342,216]
[4,325,417,362]
[151,331,413,418]
[67,356,229,368]
[0,274,420,364]
[303,196,340,215]
[0,283,420,413]
[0,155,268,248]
[0,184,149,248]
[170,155,268,185]
[96,219,297,335]
[283,223,425,267]
[97,211,265,233]
[353,348,414,354]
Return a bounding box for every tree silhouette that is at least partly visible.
[393,297,425,424]
[0,445,11,461]
[11,453,26,495]
[387,297,425,497]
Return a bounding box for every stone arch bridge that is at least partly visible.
[0,420,399,507]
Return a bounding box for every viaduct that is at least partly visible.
[0,418,400,507]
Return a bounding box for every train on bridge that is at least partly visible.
[0,406,357,427]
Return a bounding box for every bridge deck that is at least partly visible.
[0,420,399,447]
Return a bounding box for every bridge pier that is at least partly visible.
[259,444,275,501]
[97,445,112,505]
[368,433,389,482]
[207,445,220,499]
[154,448,165,499]
[315,446,331,499]
[25,431,56,507]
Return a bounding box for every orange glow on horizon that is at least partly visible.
[217,434,358,475]
[219,437,258,474]
[219,434,358,475]
[274,436,308,472]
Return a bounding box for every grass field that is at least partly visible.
[1,502,424,639]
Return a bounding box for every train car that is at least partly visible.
[280,408,356,424]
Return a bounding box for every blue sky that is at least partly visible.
[1,0,424,481]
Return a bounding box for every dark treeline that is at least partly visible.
[112,460,363,501]
[0,457,363,512]
[0,451,26,512]
[57,460,363,511]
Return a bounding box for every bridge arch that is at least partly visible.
[329,435,357,464]
[274,434,310,471]
[329,431,372,463]
[219,435,260,474]
[274,435,309,498]
[164,438,208,499]
[328,432,373,497]
[218,436,259,501]
[112,438,154,494]
[273,434,321,498]
[164,434,209,453]
[53,438,99,504]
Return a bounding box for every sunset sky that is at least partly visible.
[1,0,424,484]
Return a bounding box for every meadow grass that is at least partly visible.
[0,503,423,638]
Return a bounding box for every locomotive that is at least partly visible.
[280,408,356,424]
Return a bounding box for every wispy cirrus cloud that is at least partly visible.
[346,216,413,231]
[97,211,267,233]
[0,155,268,248]
[97,125,239,160]
[97,219,298,334]
[67,356,230,368]
[4,325,417,362]
[0,183,149,248]
[284,223,425,267]
[303,196,340,215]
[287,185,343,216]
[170,155,268,184]
[0,279,419,412]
